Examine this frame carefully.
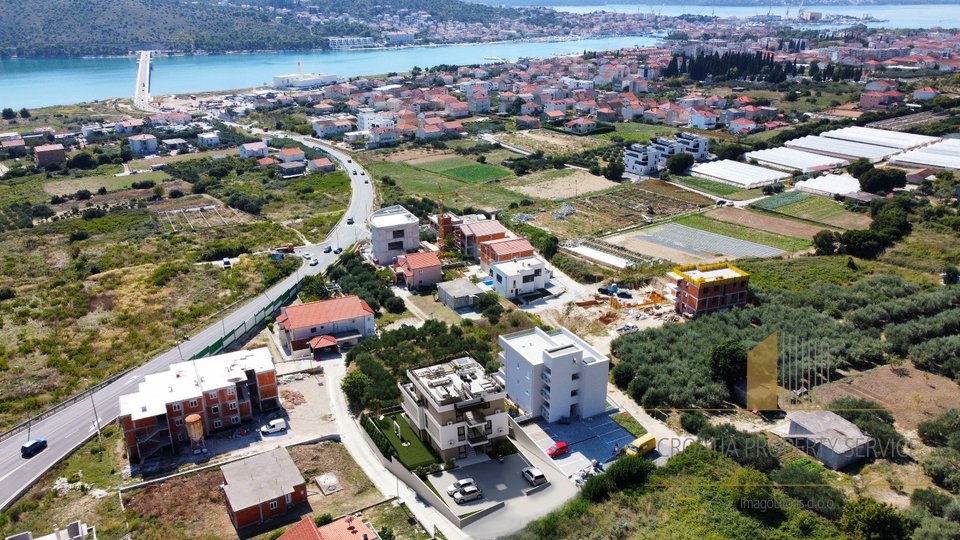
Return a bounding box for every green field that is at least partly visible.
[416,156,513,183]
[675,213,812,252]
[774,195,872,229]
[43,171,170,195]
[670,176,764,200]
[366,160,528,210]
[751,191,811,210]
[594,122,677,143]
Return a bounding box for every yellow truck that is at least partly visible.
[624,434,656,457]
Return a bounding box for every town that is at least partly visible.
[1,9,960,540]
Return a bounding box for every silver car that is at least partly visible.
[447,478,475,496]
[453,485,482,504]
[521,467,547,486]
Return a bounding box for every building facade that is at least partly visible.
[370,205,420,265]
[490,256,551,299]
[118,348,278,463]
[276,295,376,353]
[400,357,508,461]
[499,327,609,423]
[663,263,749,318]
[478,237,535,273]
[222,448,307,529]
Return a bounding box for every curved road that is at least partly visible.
[0,134,374,511]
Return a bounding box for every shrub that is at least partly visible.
[68,230,90,243]
[314,513,334,526]
[580,474,612,502]
[680,412,708,435]
[0,288,14,301]
[918,409,960,448]
[771,460,846,519]
[840,498,909,540]
[383,296,406,314]
[605,455,655,490]
[910,487,953,517]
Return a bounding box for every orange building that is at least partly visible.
[664,263,749,318]
[479,237,535,272]
[222,448,307,529]
[118,348,278,463]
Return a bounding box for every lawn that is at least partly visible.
[669,176,764,200]
[366,501,432,540]
[675,213,812,252]
[611,412,648,438]
[594,122,677,143]
[772,195,872,229]
[415,156,513,183]
[376,413,439,470]
[43,170,170,196]
[366,160,528,210]
[405,293,462,325]
[750,191,811,210]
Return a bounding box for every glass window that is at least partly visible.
[269,501,278,510]
[189,400,198,408]
[231,416,241,425]
[211,405,219,414]
[228,402,238,410]
[175,418,184,426]
[172,403,182,411]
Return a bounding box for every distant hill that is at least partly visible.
[0,0,536,58]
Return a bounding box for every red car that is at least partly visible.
[547,441,569,458]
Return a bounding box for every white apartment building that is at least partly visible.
[400,357,509,461]
[356,110,396,131]
[370,205,420,265]
[490,256,551,299]
[328,36,375,49]
[499,327,609,423]
[623,132,710,176]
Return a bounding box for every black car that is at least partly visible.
[334,247,343,254]
[323,246,332,253]
[598,287,612,296]
[21,438,47,458]
[616,291,633,299]
[347,218,354,225]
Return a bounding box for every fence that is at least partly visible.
[190,281,301,360]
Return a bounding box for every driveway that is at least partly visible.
[522,411,637,478]
[431,454,531,512]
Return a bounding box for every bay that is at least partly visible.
[0,36,658,109]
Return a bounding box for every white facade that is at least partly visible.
[272,72,338,89]
[490,256,551,299]
[623,132,709,176]
[624,144,659,176]
[129,134,157,155]
[370,205,420,264]
[356,110,395,131]
[198,132,220,147]
[400,357,509,461]
[499,327,610,423]
[328,37,375,49]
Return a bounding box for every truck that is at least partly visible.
[624,434,656,457]
[275,242,296,253]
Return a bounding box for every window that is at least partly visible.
[175,418,184,426]
[310,327,317,333]
[571,390,578,397]
[522,274,534,284]
[387,240,404,251]
[496,274,503,283]
[228,402,238,411]
[226,387,235,396]
[211,405,219,414]
[213,420,222,429]
[285,493,292,504]
[533,268,542,277]
[177,434,183,442]
[392,229,405,238]
[231,416,241,425]
[269,501,279,510]
[189,400,198,408]
[208,392,217,400]
[171,403,182,412]
[458,426,465,441]
[572,373,580,380]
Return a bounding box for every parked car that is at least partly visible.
[617,323,639,334]
[347,217,354,225]
[352,170,357,175]
[521,467,547,486]
[21,438,47,458]
[364,179,369,184]
[302,253,312,260]
[334,247,343,254]
[309,259,319,266]
[616,290,633,299]
[347,159,352,163]
[547,441,569,458]
[323,246,332,253]
[725,201,735,207]
[597,287,612,296]
[222,257,232,269]
[446,478,475,496]
[716,199,727,206]
[260,418,287,435]
[453,485,483,504]
[624,434,656,457]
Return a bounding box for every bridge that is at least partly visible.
[133,51,157,112]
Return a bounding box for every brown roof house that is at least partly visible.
[276,295,376,354]
[222,448,307,529]
[392,252,442,290]
[34,143,66,167]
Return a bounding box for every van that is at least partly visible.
[260,418,287,435]
[624,434,656,457]
[521,467,547,486]
[222,258,232,269]
[21,438,47,458]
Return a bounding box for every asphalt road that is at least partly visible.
[133,51,157,112]
[0,133,375,511]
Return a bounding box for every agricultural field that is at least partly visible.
[364,160,528,211]
[126,148,239,170]
[407,155,512,183]
[675,213,812,252]
[499,129,608,154]
[636,179,715,206]
[705,207,825,240]
[607,221,786,264]
[43,171,170,196]
[504,168,619,200]
[540,183,706,239]
[880,222,960,274]
[592,122,677,143]
[669,176,764,200]
[757,193,872,229]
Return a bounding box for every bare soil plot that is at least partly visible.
[606,222,785,264]
[705,207,825,240]
[289,441,383,517]
[377,147,451,163]
[125,470,236,539]
[405,153,461,166]
[637,179,714,206]
[507,169,619,199]
[500,129,607,154]
[150,194,253,232]
[813,363,960,431]
[127,148,238,170]
[43,171,169,196]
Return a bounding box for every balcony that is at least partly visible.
[467,432,488,446]
[464,410,485,428]
[541,372,551,385]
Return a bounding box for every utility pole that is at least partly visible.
[90,392,103,453]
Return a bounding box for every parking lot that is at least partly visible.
[431,453,532,513]
[524,412,636,477]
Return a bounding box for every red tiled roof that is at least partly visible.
[280,295,374,331]
[483,237,534,257]
[257,157,279,166]
[34,143,64,152]
[279,147,304,156]
[400,251,441,270]
[459,220,506,238]
[316,517,378,540]
[278,516,323,540]
[308,335,338,349]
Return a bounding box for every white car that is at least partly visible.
[618,323,639,334]
[260,418,287,435]
[309,259,319,266]
[447,478,475,496]
[453,485,482,504]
